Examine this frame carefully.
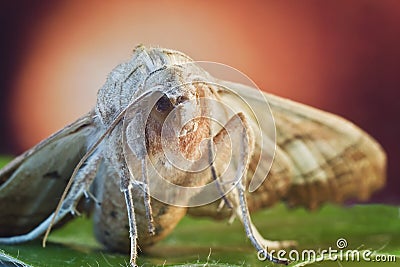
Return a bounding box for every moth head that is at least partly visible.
[133,65,214,162]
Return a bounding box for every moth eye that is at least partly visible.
[155,94,173,112]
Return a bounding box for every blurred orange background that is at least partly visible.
[0,1,399,203]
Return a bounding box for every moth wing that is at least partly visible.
[0,112,96,236]
[218,80,386,210]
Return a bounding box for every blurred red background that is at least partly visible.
[0,1,398,203]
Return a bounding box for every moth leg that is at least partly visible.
[235,182,296,258]
[122,185,138,267]
[119,161,139,267]
[0,151,102,245]
[140,158,155,235]
[215,113,294,264]
[209,138,232,210]
[83,190,102,206]
[119,155,156,266]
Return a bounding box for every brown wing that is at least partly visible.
[222,81,386,209]
[0,111,96,236]
[188,81,386,219]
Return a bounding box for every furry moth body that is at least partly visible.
[0,46,386,266]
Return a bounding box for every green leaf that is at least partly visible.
[0,155,398,266]
[1,204,398,266]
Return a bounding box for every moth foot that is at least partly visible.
[216,199,225,212]
[227,212,236,224]
[83,190,101,206]
[70,208,81,216]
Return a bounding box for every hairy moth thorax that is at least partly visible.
[95,47,193,126]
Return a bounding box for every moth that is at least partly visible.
[0,46,386,266]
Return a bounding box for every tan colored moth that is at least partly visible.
[0,46,386,266]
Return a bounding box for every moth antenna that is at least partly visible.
[42,103,131,247]
[141,157,155,235]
